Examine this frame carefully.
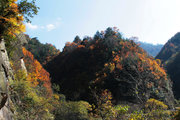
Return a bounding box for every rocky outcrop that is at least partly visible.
[10,33,28,73]
[0,39,13,120]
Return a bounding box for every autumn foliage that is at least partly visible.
[0,0,25,37]
[22,47,52,94]
[0,0,38,38]
[46,27,174,108]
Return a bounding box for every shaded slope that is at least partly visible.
[166,52,180,98]
[156,32,180,99]
[156,32,180,64]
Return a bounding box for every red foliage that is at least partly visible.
[22,47,52,94]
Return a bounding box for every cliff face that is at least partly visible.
[0,34,28,120]
[10,33,28,72]
[0,39,13,120]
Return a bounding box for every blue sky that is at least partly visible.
[25,0,180,50]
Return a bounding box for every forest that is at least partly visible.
[0,0,180,120]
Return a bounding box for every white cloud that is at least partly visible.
[26,17,62,32]
[26,23,38,30]
[46,24,56,31]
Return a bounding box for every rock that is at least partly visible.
[0,39,14,120]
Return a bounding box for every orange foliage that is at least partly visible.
[65,42,73,46]
[108,40,167,81]
[137,53,167,80]
[101,89,112,102]
[147,82,154,88]
[22,47,52,94]
[0,0,25,36]
[90,45,95,50]
[77,45,85,48]
[64,42,86,52]
[116,63,123,70]
[113,55,120,62]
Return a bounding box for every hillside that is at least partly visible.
[156,32,180,63]
[166,52,180,98]
[156,32,180,99]
[1,0,179,119]
[25,37,60,65]
[46,27,174,108]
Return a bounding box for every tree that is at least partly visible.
[0,0,39,38]
[73,36,81,43]
[22,47,52,94]
[46,27,174,109]
[94,31,103,40]
[92,89,116,120]
[25,37,60,65]
[18,0,39,22]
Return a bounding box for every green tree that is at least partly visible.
[73,35,81,43]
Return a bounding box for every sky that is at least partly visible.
[25,0,180,50]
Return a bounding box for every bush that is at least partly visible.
[145,98,168,111]
[114,105,129,119]
[93,89,117,120]
[144,98,171,120]
[174,110,180,120]
[54,101,91,120]
[10,70,54,120]
[129,110,145,120]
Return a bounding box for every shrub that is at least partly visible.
[93,89,117,120]
[129,110,145,120]
[174,109,180,120]
[144,98,171,120]
[114,105,129,119]
[54,101,91,120]
[145,98,168,111]
[10,70,54,120]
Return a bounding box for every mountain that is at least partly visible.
[156,32,180,64]
[138,42,163,57]
[45,27,174,108]
[165,52,180,99]
[129,37,163,57]
[156,32,180,98]
[0,29,176,120]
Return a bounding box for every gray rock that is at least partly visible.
[0,39,14,120]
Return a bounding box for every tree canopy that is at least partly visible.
[0,0,39,38]
[45,27,174,108]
